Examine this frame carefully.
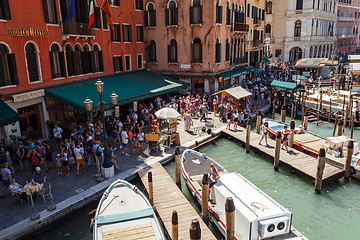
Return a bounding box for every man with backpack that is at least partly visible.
[92,140,104,178]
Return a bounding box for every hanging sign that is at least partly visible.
[9,28,48,37]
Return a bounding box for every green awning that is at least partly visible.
[254,68,264,74]
[262,57,270,63]
[219,68,248,81]
[45,71,189,111]
[270,80,305,92]
[0,100,19,127]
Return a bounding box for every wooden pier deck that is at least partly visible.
[223,128,344,184]
[138,162,216,240]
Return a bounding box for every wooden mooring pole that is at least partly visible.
[315,148,326,194]
[225,197,235,240]
[246,120,251,153]
[301,93,305,124]
[189,219,201,240]
[316,96,320,126]
[201,174,209,224]
[290,120,295,147]
[337,119,343,137]
[172,211,178,240]
[148,172,154,206]
[272,101,276,119]
[274,131,281,171]
[328,98,332,122]
[304,116,308,131]
[333,117,338,137]
[351,114,354,139]
[175,146,181,189]
[344,140,354,180]
[256,112,262,134]
[281,104,286,123]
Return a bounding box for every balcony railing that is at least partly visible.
[231,57,247,65]
[286,9,337,19]
[253,18,261,26]
[62,21,95,36]
[338,16,355,22]
[232,22,249,32]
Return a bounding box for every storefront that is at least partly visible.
[0,99,19,144]
[218,68,248,90]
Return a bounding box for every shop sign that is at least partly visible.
[13,89,45,103]
[180,64,191,69]
[9,27,48,37]
[104,110,113,117]
[114,106,119,118]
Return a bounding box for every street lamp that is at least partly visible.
[84,79,118,180]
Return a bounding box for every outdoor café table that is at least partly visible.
[24,182,42,206]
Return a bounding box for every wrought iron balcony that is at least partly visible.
[253,18,261,27]
[231,57,247,65]
[231,22,249,33]
[61,21,95,36]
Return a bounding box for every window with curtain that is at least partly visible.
[113,56,123,72]
[111,24,121,42]
[265,24,271,34]
[166,0,178,26]
[294,20,301,37]
[145,3,156,27]
[25,43,40,82]
[122,24,132,42]
[43,0,58,24]
[168,39,177,63]
[190,0,202,24]
[135,0,144,10]
[0,44,18,86]
[192,38,202,63]
[136,26,144,42]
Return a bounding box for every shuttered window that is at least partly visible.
[191,38,202,63]
[137,54,143,69]
[136,26,144,42]
[49,44,65,78]
[135,0,143,10]
[94,7,101,28]
[215,38,221,63]
[124,55,131,71]
[0,44,18,86]
[102,10,108,29]
[25,43,40,82]
[122,24,132,42]
[165,1,178,26]
[94,45,103,72]
[0,0,11,20]
[111,24,121,42]
[145,3,156,27]
[168,40,177,63]
[73,45,82,75]
[215,0,222,24]
[225,39,230,62]
[149,40,157,62]
[65,45,74,76]
[113,56,123,72]
[190,0,202,24]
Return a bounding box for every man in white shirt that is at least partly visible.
[53,125,63,143]
[121,128,129,156]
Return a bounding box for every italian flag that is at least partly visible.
[88,0,95,29]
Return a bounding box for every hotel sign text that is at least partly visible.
[9,28,48,37]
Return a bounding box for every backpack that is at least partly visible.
[95,146,102,157]
[87,142,93,154]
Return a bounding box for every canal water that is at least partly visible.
[32,114,360,240]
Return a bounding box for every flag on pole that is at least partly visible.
[65,0,75,21]
[88,0,95,29]
[101,0,114,30]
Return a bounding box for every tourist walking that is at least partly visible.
[226,109,233,130]
[74,143,85,176]
[61,145,70,176]
[233,110,239,131]
[53,124,63,144]
[0,163,11,197]
[281,125,291,152]
[258,122,269,146]
[184,111,193,132]
[121,128,130,156]
[200,103,208,122]
[109,143,120,171]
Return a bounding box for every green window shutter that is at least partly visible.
[43,0,50,23]
[144,11,149,27]
[175,8,178,25]
[219,6,223,24]
[89,51,96,73]
[7,53,18,85]
[165,9,169,26]
[189,6,194,24]
[199,43,202,63]
[199,6,203,23]
[98,51,104,72]
[129,25,132,42]
[167,45,171,62]
[117,24,121,41]
[94,7,101,28]
[113,57,117,72]
[59,51,66,77]
[49,51,56,78]
[1,0,11,20]
[191,43,194,63]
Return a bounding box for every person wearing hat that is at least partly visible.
[55,153,62,175]
[32,167,46,188]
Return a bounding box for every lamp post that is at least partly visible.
[84,79,118,179]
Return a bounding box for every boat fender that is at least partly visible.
[349,166,356,175]
[191,191,196,199]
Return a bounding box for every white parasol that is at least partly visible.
[155,107,181,119]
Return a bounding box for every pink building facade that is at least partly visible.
[336,0,360,55]
[144,0,248,93]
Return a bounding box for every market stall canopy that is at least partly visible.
[213,86,252,100]
[270,80,305,92]
[45,71,189,111]
[218,68,248,81]
[0,99,19,127]
[155,107,180,119]
[254,68,264,74]
[295,58,338,68]
[262,57,270,63]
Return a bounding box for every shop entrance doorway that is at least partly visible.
[18,104,43,139]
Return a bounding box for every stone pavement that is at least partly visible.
[0,111,227,238]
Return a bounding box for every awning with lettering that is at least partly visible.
[219,68,248,81]
[45,71,189,111]
[0,100,19,127]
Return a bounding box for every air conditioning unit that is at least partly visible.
[258,216,290,239]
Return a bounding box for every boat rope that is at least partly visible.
[98,195,119,215]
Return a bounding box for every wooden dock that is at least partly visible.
[138,162,217,240]
[223,128,344,184]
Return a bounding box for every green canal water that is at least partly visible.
[33,114,360,240]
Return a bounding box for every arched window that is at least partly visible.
[149,40,157,62]
[309,46,313,58]
[65,45,74,76]
[190,0,202,24]
[266,1,273,14]
[94,45,104,72]
[166,0,178,26]
[215,0,223,24]
[82,44,91,74]
[191,38,202,63]
[25,43,40,82]
[49,44,65,78]
[215,38,221,63]
[145,3,156,27]
[74,44,82,75]
[225,38,230,62]
[0,44,18,86]
[294,20,301,37]
[168,40,177,63]
[265,24,271,34]
[226,2,231,25]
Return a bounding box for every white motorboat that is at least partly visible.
[92,179,166,240]
[181,149,307,240]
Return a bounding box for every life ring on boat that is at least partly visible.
[349,166,356,175]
